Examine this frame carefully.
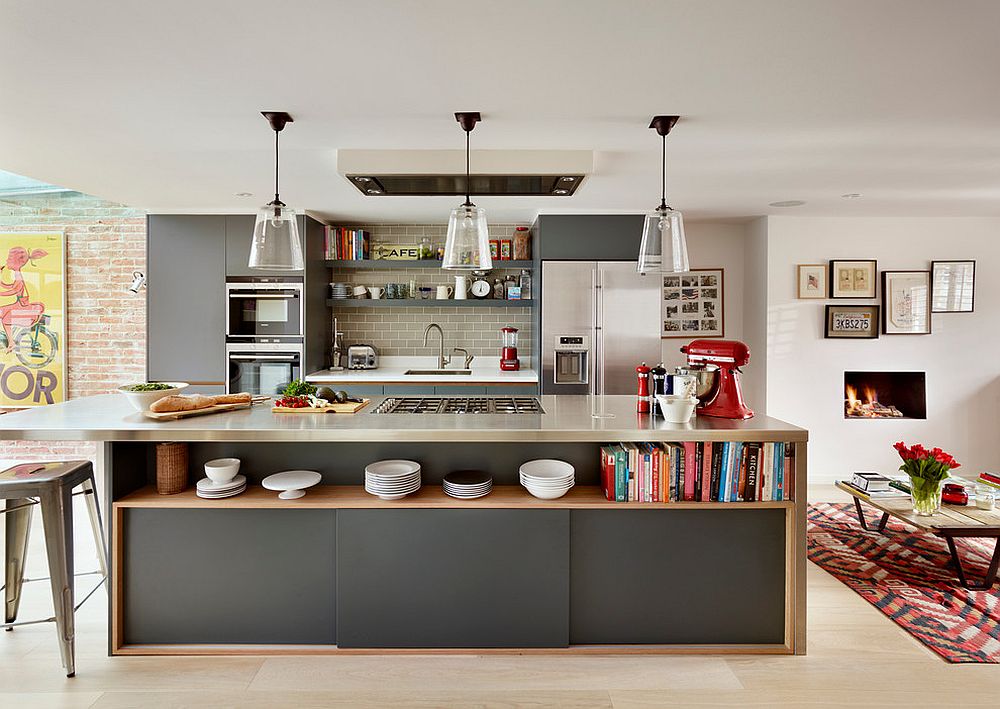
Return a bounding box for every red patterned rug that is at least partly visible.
[808,502,1000,663]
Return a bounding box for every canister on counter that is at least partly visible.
[672,368,698,400]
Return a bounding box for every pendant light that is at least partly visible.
[638,115,689,274]
[443,112,492,270]
[249,111,304,271]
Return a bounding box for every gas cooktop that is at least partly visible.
[371,396,544,415]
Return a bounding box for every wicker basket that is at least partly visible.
[155,442,189,495]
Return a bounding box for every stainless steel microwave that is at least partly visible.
[226,281,303,339]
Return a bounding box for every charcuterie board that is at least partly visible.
[272,399,369,414]
[142,396,270,421]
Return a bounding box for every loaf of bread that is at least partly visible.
[149,394,216,413]
[211,392,252,406]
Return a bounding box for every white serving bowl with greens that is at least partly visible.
[117,382,188,412]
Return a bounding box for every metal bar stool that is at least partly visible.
[1,460,108,677]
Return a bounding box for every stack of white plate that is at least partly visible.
[365,460,421,500]
[196,474,247,499]
[329,282,351,300]
[519,460,575,500]
[443,471,493,499]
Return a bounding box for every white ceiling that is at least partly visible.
[2,0,999,223]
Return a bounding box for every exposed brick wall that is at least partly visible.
[0,191,146,462]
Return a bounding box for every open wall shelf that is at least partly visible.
[326,260,533,270]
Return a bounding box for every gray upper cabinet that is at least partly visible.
[532,214,645,261]
[226,214,305,277]
[147,215,226,384]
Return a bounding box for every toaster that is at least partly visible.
[347,344,379,370]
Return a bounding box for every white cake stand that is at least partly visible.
[262,470,322,500]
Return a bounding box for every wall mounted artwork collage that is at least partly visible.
[662,268,724,338]
[797,259,974,339]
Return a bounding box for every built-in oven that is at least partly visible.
[226,279,303,339]
[226,342,302,396]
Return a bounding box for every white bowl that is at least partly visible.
[204,458,241,484]
[117,382,188,412]
[519,474,574,486]
[365,460,421,478]
[523,484,573,500]
[519,459,575,482]
[656,394,699,424]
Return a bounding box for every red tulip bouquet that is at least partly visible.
[893,441,961,516]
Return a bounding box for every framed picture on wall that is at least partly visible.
[824,304,879,339]
[931,260,975,313]
[797,264,827,299]
[829,259,877,298]
[662,268,724,338]
[882,270,931,335]
[0,231,67,406]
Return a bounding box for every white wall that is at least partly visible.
[764,216,1000,483]
[660,221,748,375]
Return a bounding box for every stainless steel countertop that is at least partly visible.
[0,395,807,443]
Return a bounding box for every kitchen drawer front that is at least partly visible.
[123,508,336,645]
[569,509,785,645]
[484,385,539,395]
[337,509,570,648]
[337,385,384,397]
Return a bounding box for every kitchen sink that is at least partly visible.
[404,369,473,376]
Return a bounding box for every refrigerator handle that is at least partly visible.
[592,266,601,396]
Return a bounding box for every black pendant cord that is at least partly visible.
[463,130,473,208]
[659,133,667,213]
[272,129,282,207]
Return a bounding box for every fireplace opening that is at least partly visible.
[844,371,926,419]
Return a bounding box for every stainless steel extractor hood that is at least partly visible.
[338,149,592,197]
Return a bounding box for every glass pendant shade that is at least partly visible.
[249,203,304,270]
[638,207,689,274]
[443,204,492,270]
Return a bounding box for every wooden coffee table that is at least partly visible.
[835,481,1000,590]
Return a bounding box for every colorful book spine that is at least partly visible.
[700,442,713,502]
[745,443,760,502]
[729,442,744,502]
[718,442,730,502]
[683,441,697,501]
[710,442,722,501]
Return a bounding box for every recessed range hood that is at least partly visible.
[338,149,592,197]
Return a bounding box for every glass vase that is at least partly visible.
[908,475,943,516]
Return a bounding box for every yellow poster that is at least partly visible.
[0,232,65,406]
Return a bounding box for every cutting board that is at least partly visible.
[272,399,369,414]
[141,396,270,421]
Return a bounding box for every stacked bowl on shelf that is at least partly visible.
[329,282,351,300]
[443,470,493,499]
[519,459,575,500]
[196,458,246,499]
[365,460,421,500]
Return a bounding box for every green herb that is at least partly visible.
[121,383,175,392]
[282,379,317,397]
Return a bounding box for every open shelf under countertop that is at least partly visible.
[114,485,794,510]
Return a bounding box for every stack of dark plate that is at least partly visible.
[329,282,351,300]
[443,470,493,499]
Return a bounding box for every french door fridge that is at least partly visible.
[540,261,662,395]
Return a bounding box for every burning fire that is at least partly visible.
[845,384,903,418]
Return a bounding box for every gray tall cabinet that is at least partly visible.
[147,214,329,393]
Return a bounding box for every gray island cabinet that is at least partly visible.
[0,395,807,656]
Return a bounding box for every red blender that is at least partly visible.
[500,326,520,371]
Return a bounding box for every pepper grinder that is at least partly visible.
[649,363,667,416]
[636,362,651,413]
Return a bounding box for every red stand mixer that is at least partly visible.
[680,339,754,420]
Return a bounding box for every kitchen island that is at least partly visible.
[0,395,807,656]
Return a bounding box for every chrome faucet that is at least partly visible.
[452,347,474,369]
[423,323,451,369]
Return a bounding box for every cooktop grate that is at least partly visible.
[372,397,544,415]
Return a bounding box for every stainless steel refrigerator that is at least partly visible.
[540,261,662,395]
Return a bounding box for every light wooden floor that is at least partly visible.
[4,485,999,708]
